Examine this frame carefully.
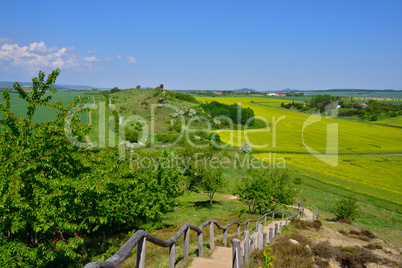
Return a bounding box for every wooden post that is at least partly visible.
[209,222,214,250]
[223,229,228,247]
[232,239,243,268]
[257,224,263,249]
[237,224,240,237]
[274,223,278,238]
[264,215,267,226]
[285,217,288,226]
[312,213,315,220]
[244,230,250,265]
[263,232,267,249]
[269,228,273,244]
[246,221,249,231]
[198,232,203,257]
[137,237,146,268]
[272,212,275,221]
[250,237,256,250]
[282,212,284,219]
[255,220,258,230]
[169,244,175,268]
[183,226,190,262]
[279,222,282,235]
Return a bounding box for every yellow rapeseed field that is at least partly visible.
[196,96,402,203]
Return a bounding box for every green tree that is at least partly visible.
[334,196,359,221]
[234,169,295,213]
[0,70,185,266]
[110,86,120,93]
[125,128,139,142]
[136,85,141,89]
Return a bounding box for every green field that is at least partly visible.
[0,90,92,125]
[373,116,402,127]
[196,96,402,205]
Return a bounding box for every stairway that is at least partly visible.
[190,208,315,267]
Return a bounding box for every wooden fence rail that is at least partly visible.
[85,204,303,268]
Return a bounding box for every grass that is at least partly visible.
[0,90,92,125]
[373,116,402,127]
[254,153,402,204]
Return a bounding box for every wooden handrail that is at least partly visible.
[85,204,302,268]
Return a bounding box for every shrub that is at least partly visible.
[364,243,382,250]
[334,196,359,221]
[156,133,179,143]
[335,247,379,267]
[312,241,336,259]
[272,234,313,268]
[291,219,322,231]
[338,219,352,224]
[125,129,139,142]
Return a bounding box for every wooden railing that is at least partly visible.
[232,202,321,267]
[85,204,305,268]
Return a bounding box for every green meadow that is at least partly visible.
[0,90,92,125]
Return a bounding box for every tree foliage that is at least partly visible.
[234,169,295,213]
[125,128,139,142]
[178,146,224,205]
[334,196,359,221]
[201,101,255,125]
[0,70,185,266]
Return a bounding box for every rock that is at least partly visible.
[289,239,299,245]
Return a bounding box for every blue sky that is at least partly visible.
[0,0,401,90]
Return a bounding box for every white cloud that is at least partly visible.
[127,56,136,64]
[83,56,102,62]
[0,40,135,73]
[0,41,98,73]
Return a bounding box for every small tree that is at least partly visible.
[201,168,223,205]
[234,169,295,213]
[334,196,359,221]
[125,128,139,142]
[240,141,252,154]
[111,87,120,93]
[136,85,141,89]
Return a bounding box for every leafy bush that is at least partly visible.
[334,196,360,221]
[0,70,185,266]
[234,169,295,213]
[156,133,179,143]
[125,129,139,142]
[171,92,197,103]
[201,101,255,125]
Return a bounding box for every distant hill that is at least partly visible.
[0,81,109,90]
[233,88,257,93]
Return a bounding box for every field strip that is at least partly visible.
[85,96,96,144]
